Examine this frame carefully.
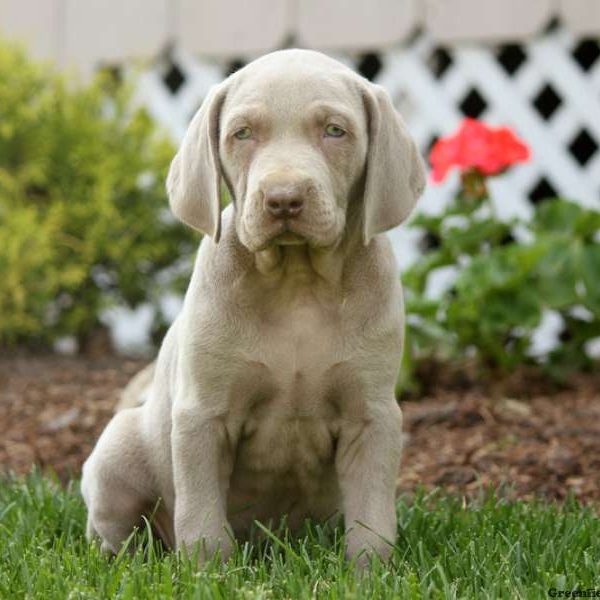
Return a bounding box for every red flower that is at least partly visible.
[430,118,530,183]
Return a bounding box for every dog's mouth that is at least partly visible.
[242,214,340,253]
[245,224,307,252]
[263,219,341,251]
[273,230,307,246]
[263,219,309,246]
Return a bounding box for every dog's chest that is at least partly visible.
[229,291,345,488]
[257,285,344,400]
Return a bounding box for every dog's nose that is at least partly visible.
[264,187,305,219]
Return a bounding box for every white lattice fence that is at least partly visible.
[132,23,600,273]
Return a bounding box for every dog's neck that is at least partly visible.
[254,244,344,284]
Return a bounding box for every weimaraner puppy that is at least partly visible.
[81,48,425,566]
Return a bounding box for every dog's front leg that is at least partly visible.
[172,402,234,563]
[336,400,403,567]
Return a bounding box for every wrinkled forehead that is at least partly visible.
[222,58,366,128]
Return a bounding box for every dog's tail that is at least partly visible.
[115,362,156,412]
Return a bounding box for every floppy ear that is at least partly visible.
[362,84,426,245]
[166,83,227,241]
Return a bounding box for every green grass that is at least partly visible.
[1,473,598,599]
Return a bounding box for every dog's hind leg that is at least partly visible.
[81,408,159,554]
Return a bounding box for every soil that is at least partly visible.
[1,355,599,503]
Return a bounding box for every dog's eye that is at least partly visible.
[324,124,346,138]
[234,127,252,140]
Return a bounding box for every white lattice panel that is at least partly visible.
[132,23,600,271]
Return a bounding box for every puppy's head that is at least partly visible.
[167,49,425,251]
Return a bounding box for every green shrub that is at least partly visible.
[403,192,600,384]
[0,42,197,347]
[400,119,600,390]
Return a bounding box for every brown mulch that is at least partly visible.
[0,355,146,478]
[1,355,599,503]
[398,383,600,503]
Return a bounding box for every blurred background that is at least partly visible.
[1,0,599,354]
[0,1,599,499]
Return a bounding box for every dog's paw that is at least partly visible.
[177,527,234,565]
[345,528,394,569]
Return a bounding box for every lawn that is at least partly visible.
[1,474,598,599]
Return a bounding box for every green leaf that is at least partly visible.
[534,236,580,309]
[581,244,600,315]
[532,198,582,233]
[443,218,512,256]
[532,198,600,238]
